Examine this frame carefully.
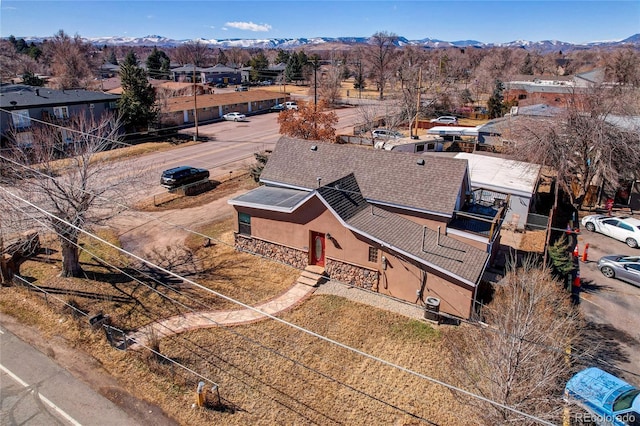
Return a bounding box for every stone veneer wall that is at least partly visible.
[326,259,378,290]
[235,234,308,269]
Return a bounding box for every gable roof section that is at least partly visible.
[261,137,468,217]
[316,174,487,286]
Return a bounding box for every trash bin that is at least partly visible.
[424,297,440,323]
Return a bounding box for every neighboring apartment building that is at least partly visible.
[160,89,288,127]
[0,84,120,146]
[504,69,605,108]
[171,64,242,85]
[229,137,508,319]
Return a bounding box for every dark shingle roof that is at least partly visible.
[261,137,469,217]
[316,173,488,285]
[0,84,120,109]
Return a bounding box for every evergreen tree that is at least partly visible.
[487,79,505,119]
[107,50,118,65]
[146,47,170,79]
[118,51,157,132]
[275,49,290,65]
[520,53,534,75]
[22,71,45,86]
[249,51,269,82]
[547,234,576,287]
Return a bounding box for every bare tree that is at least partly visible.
[445,260,581,425]
[42,30,96,89]
[1,113,130,277]
[173,41,211,67]
[506,84,640,208]
[362,31,399,100]
[317,65,343,106]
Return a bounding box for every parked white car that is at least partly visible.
[223,112,246,122]
[285,101,298,110]
[581,214,640,248]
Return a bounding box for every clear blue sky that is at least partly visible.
[2,1,638,44]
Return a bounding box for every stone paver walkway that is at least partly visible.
[128,283,315,350]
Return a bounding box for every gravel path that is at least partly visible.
[315,280,426,320]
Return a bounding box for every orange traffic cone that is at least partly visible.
[582,243,589,262]
[573,244,579,258]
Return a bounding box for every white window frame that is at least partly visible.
[11,109,31,128]
[53,106,69,119]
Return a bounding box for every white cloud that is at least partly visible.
[224,21,272,32]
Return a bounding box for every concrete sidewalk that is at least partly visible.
[128,282,315,350]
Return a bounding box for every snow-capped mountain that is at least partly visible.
[17,34,640,53]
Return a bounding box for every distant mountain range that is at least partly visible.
[20,33,640,53]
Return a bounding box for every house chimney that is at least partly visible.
[36,89,40,96]
[437,226,441,246]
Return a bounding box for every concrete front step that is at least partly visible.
[296,265,326,287]
[297,276,321,287]
[305,265,325,275]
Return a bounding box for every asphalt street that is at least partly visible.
[573,212,640,384]
[0,325,140,426]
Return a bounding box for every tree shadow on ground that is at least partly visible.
[573,320,639,381]
[579,278,614,295]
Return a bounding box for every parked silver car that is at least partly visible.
[597,255,640,287]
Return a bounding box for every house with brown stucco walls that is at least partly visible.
[228,137,508,319]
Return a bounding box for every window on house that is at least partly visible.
[518,94,527,100]
[427,143,435,151]
[11,110,31,128]
[368,247,378,262]
[53,106,69,119]
[238,212,251,235]
[415,144,425,152]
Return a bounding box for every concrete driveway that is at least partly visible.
[574,211,640,385]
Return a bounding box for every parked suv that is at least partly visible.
[285,101,298,110]
[372,129,403,139]
[430,116,458,125]
[160,166,210,189]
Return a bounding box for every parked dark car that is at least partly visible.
[160,166,210,189]
[215,82,227,88]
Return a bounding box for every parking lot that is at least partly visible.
[574,211,640,383]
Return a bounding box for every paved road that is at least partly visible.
[99,104,366,202]
[574,213,640,384]
[0,325,142,426]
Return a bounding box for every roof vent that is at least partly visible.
[417,158,425,165]
[310,145,318,151]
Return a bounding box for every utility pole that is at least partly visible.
[312,57,318,111]
[414,68,422,139]
[193,64,199,141]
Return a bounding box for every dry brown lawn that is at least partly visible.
[1,140,476,425]
[2,211,474,425]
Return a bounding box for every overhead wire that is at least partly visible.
[4,148,634,381]
[6,197,442,424]
[1,185,558,426]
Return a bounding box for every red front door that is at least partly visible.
[310,232,325,267]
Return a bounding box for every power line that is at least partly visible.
[7,199,441,424]
[0,186,557,425]
[6,150,629,382]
